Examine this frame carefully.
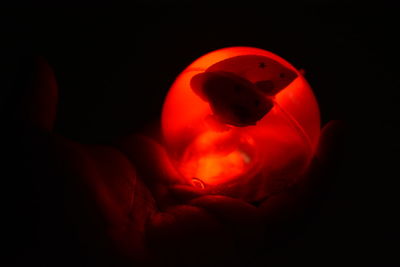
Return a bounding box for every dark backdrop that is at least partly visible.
[1,2,399,266]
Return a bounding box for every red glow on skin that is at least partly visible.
[161,47,320,200]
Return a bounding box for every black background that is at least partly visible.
[1,1,400,266]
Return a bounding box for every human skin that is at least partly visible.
[11,57,345,267]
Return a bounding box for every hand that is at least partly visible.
[10,57,346,267]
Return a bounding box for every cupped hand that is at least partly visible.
[14,58,345,267]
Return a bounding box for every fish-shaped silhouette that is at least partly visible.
[190,55,298,127]
[191,71,273,127]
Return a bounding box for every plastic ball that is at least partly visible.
[161,47,320,202]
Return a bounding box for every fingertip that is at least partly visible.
[146,204,233,266]
[189,195,259,226]
[316,120,348,167]
[21,56,58,132]
[169,184,206,202]
[115,134,185,187]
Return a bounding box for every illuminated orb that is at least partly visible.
[161,47,320,202]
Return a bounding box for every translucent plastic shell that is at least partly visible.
[161,47,320,202]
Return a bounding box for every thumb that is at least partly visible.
[16,56,58,132]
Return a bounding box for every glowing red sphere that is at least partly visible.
[162,47,320,202]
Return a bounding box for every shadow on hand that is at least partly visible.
[6,57,347,267]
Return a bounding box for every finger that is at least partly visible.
[54,137,156,262]
[190,195,260,228]
[291,119,347,191]
[256,120,348,239]
[115,134,188,187]
[85,145,140,217]
[299,119,348,192]
[316,120,348,168]
[115,134,191,210]
[52,137,130,227]
[43,135,130,264]
[257,188,308,247]
[19,56,58,132]
[189,195,263,243]
[169,184,208,202]
[147,205,235,266]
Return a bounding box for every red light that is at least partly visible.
[161,47,320,202]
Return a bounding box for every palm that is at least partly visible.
[17,58,343,267]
